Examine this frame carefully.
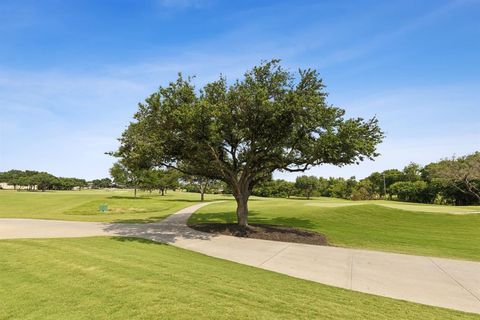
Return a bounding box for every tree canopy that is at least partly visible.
[250,151,480,205]
[0,170,87,191]
[427,152,480,202]
[112,60,383,226]
[295,176,319,199]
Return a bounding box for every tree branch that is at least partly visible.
[282,163,311,172]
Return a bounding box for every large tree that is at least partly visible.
[112,60,383,227]
[141,168,180,195]
[91,178,113,189]
[295,175,319,199]
[110,162,142,197]
[428,152,480,202]
[183,175,215,201]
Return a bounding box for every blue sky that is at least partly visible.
[0,0,479,181]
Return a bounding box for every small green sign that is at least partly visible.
[99,203,108,213]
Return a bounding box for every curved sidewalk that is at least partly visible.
[1,202,480,314]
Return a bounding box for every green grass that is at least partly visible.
[366,200,480,214]
[0,237,476,319]
[0,189,228,223]
[190,198,480,261]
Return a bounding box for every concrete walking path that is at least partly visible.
[1,202,480,314]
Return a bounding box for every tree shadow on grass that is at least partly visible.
[157,199,204,203]
[254,216,319,230]
[159,197,235,203]
[113,216,171,224]
[107,196,224,203]
[104,204,322,247]
[107,196,153,200]
[191,210,319,230]
[189,210,238,224]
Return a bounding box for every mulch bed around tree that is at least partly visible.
[188,223,329,246]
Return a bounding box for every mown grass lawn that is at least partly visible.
[190,198,480,261]
[0,190,228,223]
[0,237,476,320]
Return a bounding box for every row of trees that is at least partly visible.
[0,168,222,199]
[109,163,224,200]
[252,176,361,200]
[109,164,180,197]
[253,152,480,205]
[0,170,88,191]
[90,178,114,189]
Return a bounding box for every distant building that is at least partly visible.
[0,182,15,190]
[0,182,37,190]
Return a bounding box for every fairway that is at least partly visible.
[304,198,480,214]
[374,202,480,214]
[0,237,476,320]
[0,190,227,223]
[190,198,480,261]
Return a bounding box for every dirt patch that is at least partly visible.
[189,223,329,246]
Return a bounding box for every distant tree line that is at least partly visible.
[0,170,88,191]
[0,170,118,191]
[109,162,225,200]
[3,151,477,205]
[0,167,224,201]
[90,178,114,189]
[252,152,480,205]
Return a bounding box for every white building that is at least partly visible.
[0,182,36,190]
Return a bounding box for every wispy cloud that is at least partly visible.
[0,50,264,179]
[2,59,478,180]
[1,0,479,180]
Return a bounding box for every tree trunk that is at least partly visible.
[235,195,249,227]
[161,188,165,196]
[464,182,480,201]
[231,179,252,227]
[134,188,137,198]
[200,190,205,202]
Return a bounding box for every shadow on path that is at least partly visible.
[103,222,216,244]
[102,202,223,244]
